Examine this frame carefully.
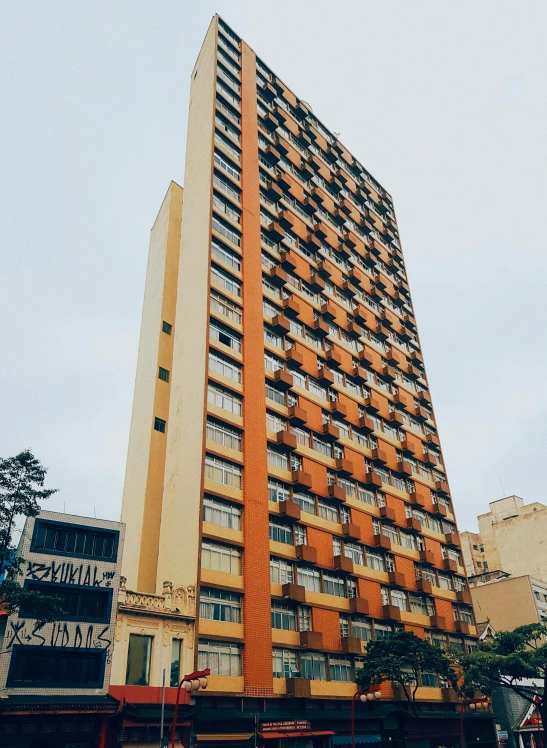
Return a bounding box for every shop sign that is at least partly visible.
[261,721,312,732]
[497,731,509,741]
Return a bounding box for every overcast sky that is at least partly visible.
[2,1,546,532]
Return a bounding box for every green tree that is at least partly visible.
[355,630,457,713]
[0,450,64,625]
[460,623,547,745]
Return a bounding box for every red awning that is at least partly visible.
[260,731,335,739]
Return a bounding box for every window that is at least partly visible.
[214,150,240,181]
[22,582,110,622]
[32,520,118,561]
[154,417,166,433]
[206,418,242,451]
[293,492,315,515]
[211,264,241,296]
[158,366,170,382]
[352,617,372,641]
[270,557,293,584]
[269,519,293,545]
[210,290,242,324]
[297,567,321,592]
[208,382,242,415]
[201,541,241,575]
[198,640,242,676]
[298,606,312,632]
[202,496,241,529]
[366,549,385,572]
[200,588,241,623]
[390,589,408,611]
[204,454,242,488]
[267,446,289,470]
[266,382,287,406]
[272,648,298,678]
[210,320,242,352]
[126,634,153,686]
[329,654,353,681]
[294,525,307,546]
[268,479,290,503]
[272,602,297,631]
[318,499,339,524]
[374,623,393,640]
[323,573,346,598]
[162,320,172,334]
[301,652,327,680]
[157,639,177,690]
[264,325,284,349]
[8,646,104,687]
[344,542,364,566]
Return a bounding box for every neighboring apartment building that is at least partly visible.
[0,510,124,748]
[461,496,547,583]
[470,574,547,633]
[119,15,495,748]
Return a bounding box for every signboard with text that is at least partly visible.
[261,721,312,732]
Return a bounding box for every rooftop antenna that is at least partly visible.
[93,506,97,518]
[497,473,506,498]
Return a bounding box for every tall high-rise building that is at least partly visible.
[119,15,489,746]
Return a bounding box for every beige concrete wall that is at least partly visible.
[121,182,183,592]
[470,575,539,631]
[478,497,547,583]
[156,19,217,596]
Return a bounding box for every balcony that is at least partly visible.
[346,321,361,339]
[416,578,432,594]
[309,272,325,291]
[419,549,435,565]
[268,266,287,286]
[425,433,440,447]
[322,423,340,442]
[264,220,285,243]
[454,621,471,635]
[286,348,304,369]
[313,318,329,337]
[326,348,342,368]
[328,484,346,502]
[352,304,367,324]
[317,367,334,386]
[307,233,323,252]
[296,544,317,564]
[359,348,374,367]
[364,395,381,412]
[456,590,472,605]
[321,301,337,320]
[372,448,388,465]
[286,678,311,697]
[432,502,448,518]
[409,490,426,507]
[383,604,402,622]
[282,297,300,319]
[396,461,413,477]
[430,615,447,629]
[279,499,301,520]
[342,522,361,541]
[445,531,461,548]
[400,438,415,456]
[388,571,406,588]
[278,209,295,231]
[334,555,354,574]
[359,415,375,433]
[406,517,422,533]
[271,313,291,335]
[415,406,429,422]
[373,533,391,550]
[276,430,297,452]
[273,369,293,390]
[281,582,306,603]
[288,405,307,426]
[292,470,312,489]
[435,480,450,496]
[379,504,397,523]
[350,597,369,615]
[341,636,362,654]
[299,630,323,649]
[382,365,396,381]
[265,180,283,200]
[443,558,459,573]
[329,400,347,418]
[335,458,353,476]
[280,251,297,272]
[364,471,382,487]
[352,366,366,384]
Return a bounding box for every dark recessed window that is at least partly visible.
[32,520,118,561]
[126,634,153,686]
[162,321,172,335]
[158,367,170,382]
[23,582,111,622]
[8,646,105,688]
[154,417,166,433]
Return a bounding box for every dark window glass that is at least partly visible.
[23,583,110,621]
[154,417,166,433]
[8,647,104,687]
[159,367,170,382]
[32,521,118,561]
[162,321,172,334]
[126,634,152,686]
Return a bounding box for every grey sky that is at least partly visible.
[1,1,546,532]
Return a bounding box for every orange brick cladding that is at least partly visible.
[125,15,475,706]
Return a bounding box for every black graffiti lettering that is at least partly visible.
[92,566,101,587]
[7,621,26,649]
[86,625,94,649]
[102,571,115,580]
[26,561,51,581]
[96,625,112,650]
[50,561,62,584]
[83,565,91,586]
[74,625,83,649]
[32,623,46,646]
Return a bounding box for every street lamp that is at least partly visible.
[170,668,210,748]
[352,687,382,748]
